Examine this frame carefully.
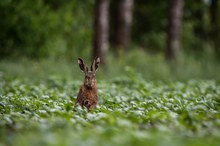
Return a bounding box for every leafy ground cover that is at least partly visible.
[0,54,220,146]
[0,72,220,146]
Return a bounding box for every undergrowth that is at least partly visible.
[0,52,220,146]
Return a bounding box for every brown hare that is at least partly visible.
[76,57,100,110]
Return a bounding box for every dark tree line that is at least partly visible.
[93,0,184,64]
[93,0,134,64]
[0,0,219,62]
[93,0,220,64]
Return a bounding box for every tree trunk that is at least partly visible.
[93,0,109,65]
[166,0,184,60]
[115,0,133,54]
[210,0,220,58]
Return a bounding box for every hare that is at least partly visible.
[76,57,100,110]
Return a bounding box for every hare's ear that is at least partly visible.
[78,58,88,73]
[91,56,100,72]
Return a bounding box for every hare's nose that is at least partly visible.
[85,100,89,105]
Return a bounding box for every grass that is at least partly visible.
[0,50,220,81]
[0,52,220,146]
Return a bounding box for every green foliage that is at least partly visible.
[105,50,220,81]
[0,0,219,60]
[0,0,54,57]
[0,71,220,146]
[0,0,94,59]
[0,52,220,145]
[131,0,219,57]
[182,0,210,52]
[132,0,168,52]
[0,49,220,82]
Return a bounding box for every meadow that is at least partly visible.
[0,53,220,146]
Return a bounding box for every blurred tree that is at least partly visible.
[210,0,220,58]
[183,0,210,54]
[114,0,133,54]
[131,0,168,53]
[93,0,109,65]
[166,0,184,60]
[1,0,219,61]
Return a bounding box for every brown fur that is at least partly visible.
[77,83,98,110]
[76,57,100,110]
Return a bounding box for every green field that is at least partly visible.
[1,0,220,145]
[0,57,220,146]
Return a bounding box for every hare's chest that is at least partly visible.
[77,88,98,110]
[78,86,97,99]
[83,89,97,100]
